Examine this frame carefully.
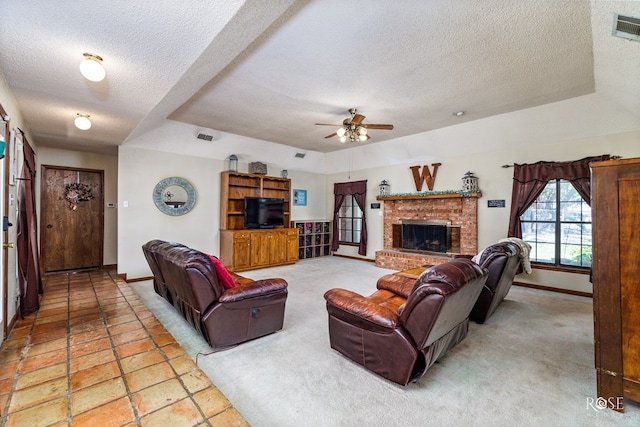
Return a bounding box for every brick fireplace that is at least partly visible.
[375,193,480,270]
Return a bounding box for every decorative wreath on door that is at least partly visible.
[64,183,94,210]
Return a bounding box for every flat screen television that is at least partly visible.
[244,197,285,229]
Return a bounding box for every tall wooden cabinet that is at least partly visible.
[219,171,298,271]
[591,157,640,411]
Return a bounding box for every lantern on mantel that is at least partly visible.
[379,180,390,196]
[461,171,478,192]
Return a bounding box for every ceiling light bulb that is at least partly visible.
[75,113,91,130]
[336,127,346,137]
[358,127,367,136]
[339,135,347,143]
[80,53,105,82]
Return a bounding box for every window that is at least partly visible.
[520,179,591,268]
[337,195,362,244]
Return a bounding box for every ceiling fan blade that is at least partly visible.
[350,114,365,124]
[315,123,343,127]
[362,124,394,130]
[324,132,337,139]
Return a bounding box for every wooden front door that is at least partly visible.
[41,166,104,273]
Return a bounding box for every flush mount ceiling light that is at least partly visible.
[79,53,105,82]
[453,111,465,117]
[74,113,91,130]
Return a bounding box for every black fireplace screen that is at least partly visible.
[392,221,460,254]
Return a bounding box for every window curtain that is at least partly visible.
[507,155,611,238]
[17,134,42,316]
[332,180,368,256]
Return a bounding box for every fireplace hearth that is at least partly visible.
[393,220,461,255]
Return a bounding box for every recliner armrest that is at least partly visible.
[219,278,288,303]
[324,288,398,329]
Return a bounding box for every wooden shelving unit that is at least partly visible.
[220,171,292,230]
[291,220,332,260]
[219,171,297,271]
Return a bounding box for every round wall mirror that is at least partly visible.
[153,177,196,216]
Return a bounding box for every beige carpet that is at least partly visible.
[130,256,640,426]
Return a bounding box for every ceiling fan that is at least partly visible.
[315,108,394,143]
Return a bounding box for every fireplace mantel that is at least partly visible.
[377,191,481,201]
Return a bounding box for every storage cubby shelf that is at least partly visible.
[292,220,332,260]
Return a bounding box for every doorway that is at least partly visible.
[40,166,104,273]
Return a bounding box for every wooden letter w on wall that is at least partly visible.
[410,163,441,191]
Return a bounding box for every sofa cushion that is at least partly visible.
[207,255,236,289]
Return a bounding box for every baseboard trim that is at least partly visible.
[332,254,375,263]
[119,274,153,283]
[513,281,592,298]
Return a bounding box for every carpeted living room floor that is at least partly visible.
[130,256,640,427]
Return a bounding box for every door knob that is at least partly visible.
[3,242,14,249]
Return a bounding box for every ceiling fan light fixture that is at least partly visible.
[74,113,91,130]
[80,53,106,82]
[316,108,393,143]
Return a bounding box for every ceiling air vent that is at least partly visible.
[294,152,306,158]
[196,133,214,141]
[613,14,640,41]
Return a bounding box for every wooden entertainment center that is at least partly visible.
[219,171,298,271]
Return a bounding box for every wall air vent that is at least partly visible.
[196,133,214,141]
[613,14,640,41]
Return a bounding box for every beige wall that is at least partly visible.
[118,146,221,279]
[326,130,640,293]
[118,145,327,280]
[118,125,639,292]
[36,147,118,266]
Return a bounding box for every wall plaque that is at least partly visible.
[487,199,506,208]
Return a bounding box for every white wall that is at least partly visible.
[36,147,118,265]
[326,130,640,293]
[0,74,32,340]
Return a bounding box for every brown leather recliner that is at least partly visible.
[142,240,288,348]
[323,258,488,386]
[142,239,174,304]
[467,241,522,324]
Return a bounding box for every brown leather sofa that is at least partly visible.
[142,240,288,348]
[465,241,522,324]
[323,258,488,386]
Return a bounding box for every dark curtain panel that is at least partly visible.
[332,180,368,255]
[17,136,42,316]
[507,155,610,238]
[331,194,346,252]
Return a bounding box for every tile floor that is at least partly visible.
[0,269,249,427]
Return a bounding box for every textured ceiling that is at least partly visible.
[0,1,639,155]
